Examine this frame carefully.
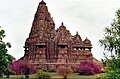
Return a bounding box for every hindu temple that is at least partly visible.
[21,0,98,69]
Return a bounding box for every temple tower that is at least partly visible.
[22,0,94,69]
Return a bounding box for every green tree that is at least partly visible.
[99,9,120,79]
[0,26,14,77]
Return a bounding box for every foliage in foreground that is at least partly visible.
[36,70,51,79]
[56,66,73,79]
[8,60,36,78]
[77,61,101,75]
[4,68,15,78]
[0,26,14,77]
[99,9,120,79]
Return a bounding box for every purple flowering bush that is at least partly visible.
[77,61,101,75]
[8,60,36,78]
[78,66,95,75]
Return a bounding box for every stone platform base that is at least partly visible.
[31,63,79,70]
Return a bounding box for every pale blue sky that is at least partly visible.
[0,0,120,60]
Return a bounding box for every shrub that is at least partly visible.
[71,65,78,73]
[101,68,105,73]
[36,70,51,79]
[77,61,101,75]
[47,69,56,72]
[78,66,95,75]
[8,60,36,78]
[56,66,73,79]
[43,69,56,72]
[96,74,102,79]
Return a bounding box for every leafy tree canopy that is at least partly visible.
[99,9,120,79]
[0,26,14,77]
[99,9,120,58]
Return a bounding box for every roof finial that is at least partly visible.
[61,22,64,26]
[40,0,46,5]
[76,31,78,35]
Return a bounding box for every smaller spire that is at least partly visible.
[59,22,66,30]
[84,37,90,43]
[83,37,92,46]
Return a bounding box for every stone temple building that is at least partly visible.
[22,0,97,69]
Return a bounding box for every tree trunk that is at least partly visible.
[63,76,67,79]
[25,75,29,78]
[6,74,9,78]
[0,73,3,78]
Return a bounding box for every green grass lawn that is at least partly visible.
[49,73,96,79]
[2,73,98,79]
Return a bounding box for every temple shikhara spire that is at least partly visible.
[21,0,98,69]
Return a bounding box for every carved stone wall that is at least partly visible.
[22,0,95,69]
